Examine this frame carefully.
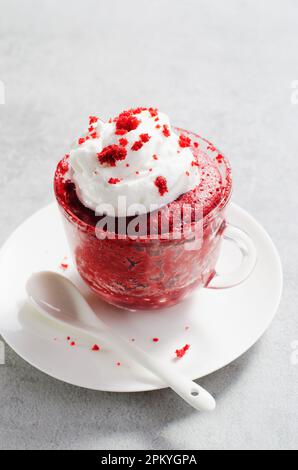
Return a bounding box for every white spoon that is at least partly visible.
[26,271,216,412]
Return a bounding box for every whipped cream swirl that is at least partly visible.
[69,108,200,216]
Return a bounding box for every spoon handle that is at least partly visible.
[89,324,216,412]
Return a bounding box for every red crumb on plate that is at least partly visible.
[175,344,190,358]
[60,263,69,271]
[152,337,159,342]
[92,344,100,351]
[108,177,121,184]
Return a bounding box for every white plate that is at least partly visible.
[0,203,282,392]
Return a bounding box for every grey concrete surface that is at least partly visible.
[0,0,297,450]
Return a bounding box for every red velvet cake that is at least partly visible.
[54,109,231,310]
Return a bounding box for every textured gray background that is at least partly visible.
[0,0,297,450]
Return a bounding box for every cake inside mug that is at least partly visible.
[54,108,232,310]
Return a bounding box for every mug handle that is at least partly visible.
[206,223,257,289]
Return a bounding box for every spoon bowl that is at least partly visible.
[27,271,104,331]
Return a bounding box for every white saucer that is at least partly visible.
[0,203,282,392]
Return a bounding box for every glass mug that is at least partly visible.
[54,130,256,310]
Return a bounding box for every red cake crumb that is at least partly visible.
[179,134,191,148]
[131,107,146,114]
[162,124,170,137]
[131,140,143,151]
[89,116,98,125]
[154,176,168,196]
[108,177,121,184]
[116,362,121,366]
[185,171,190,176]
[78,137,86,145]
[191,160,199,167]
[140,133,151,143]
[152,337,159,342]
[175,344,190,358]
[97,145,127,166]
[92,344,100,351]
[90,132,97,139]
[115,110,140,133]
[207,144,216,151]
[60,262,69,271]
[67,336,71,341]
[115,129,128,136]
[60,156,69,175]
[70,341,76,347]
[119,138,128,147]
[148,107,158,117]
[194,142,199,148]
[152,154,158,160]
[155,124,161,129]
